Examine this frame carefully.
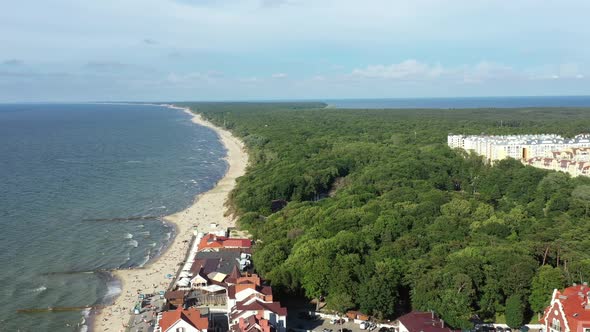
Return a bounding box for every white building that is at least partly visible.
[448,134,590,163]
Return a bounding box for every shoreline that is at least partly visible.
[92,105,248,331]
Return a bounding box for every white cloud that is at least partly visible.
[165,71,219,84]
[271,73,287,79]
[352,60,444,80]
[461,61,517,84]
[239,76,259,83]
[351,60,519,83]
[349,59,590,85]
[527,63,585,80]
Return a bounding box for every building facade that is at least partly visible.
[543,284,590,332]
[448,134,590,177]
[448,134,590,163]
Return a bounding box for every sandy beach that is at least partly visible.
[93,105,248,332]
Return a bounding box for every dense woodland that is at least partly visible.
[180,102,590,328]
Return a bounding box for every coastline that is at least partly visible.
[92,105,248,331]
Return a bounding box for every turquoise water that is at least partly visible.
[0,103,227,331]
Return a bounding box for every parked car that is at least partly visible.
[330,318,345,324]
[322,329,333,332]
[497,327,504,332]
[360,322,368,330]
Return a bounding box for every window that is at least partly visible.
[552,318,561,332]
[176,328,185,332]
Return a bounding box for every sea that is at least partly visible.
[327,95,590,109]
[0,103,227,331]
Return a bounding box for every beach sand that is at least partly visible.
[92,105,248,332]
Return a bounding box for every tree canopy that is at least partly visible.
[181,102,590,327]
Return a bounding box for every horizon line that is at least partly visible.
[2,94,590,104]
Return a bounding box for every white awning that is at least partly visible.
[201,284,226,293]
[177,277,191,287]
[207,272,227,283]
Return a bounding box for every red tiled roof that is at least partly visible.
[236,301,287,316]
[236,315,274,332]
[158,307,208,331]
[198,234,252,251]
[545,284,590,329]
[397,311,459,332]
[224,239,252,247]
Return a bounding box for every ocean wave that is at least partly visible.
[165,232,171,240]
[80,307,91,331]
[138,254,150,267]
[83,215,159,222]
[136,224,145,228]
[55,158,87,164]
[125,160,142,164]
[137,231,151,237]
[124,233,133,239]
[27,285,47,293]
[127,240,138,248]
[102,278,122,304]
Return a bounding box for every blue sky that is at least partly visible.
[1,0,589,101]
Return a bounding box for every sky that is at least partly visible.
[1,0,589,102]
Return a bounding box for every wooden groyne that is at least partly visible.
[82,215,161,222]
[17,305,105,314]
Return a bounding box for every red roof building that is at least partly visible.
[543,284,590,332]
[228,274,287,332]
[234,315,274,332]
[157,307,209,332]
[397,311,458,332]
[197,233,252,251]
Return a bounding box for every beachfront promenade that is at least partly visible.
[119,229,287,332]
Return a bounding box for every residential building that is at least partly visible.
[447,134,590,163]
[156,307,209,332]
[164,290,186,309]
[448,134,590,177]
[543,283,590,332]
[160,233,286,332]
[524,157,590,177]
[233,315,274,332]
[198,233,252,252]
[228,274,287,332]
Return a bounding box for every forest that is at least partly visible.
[179,102,590,328]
